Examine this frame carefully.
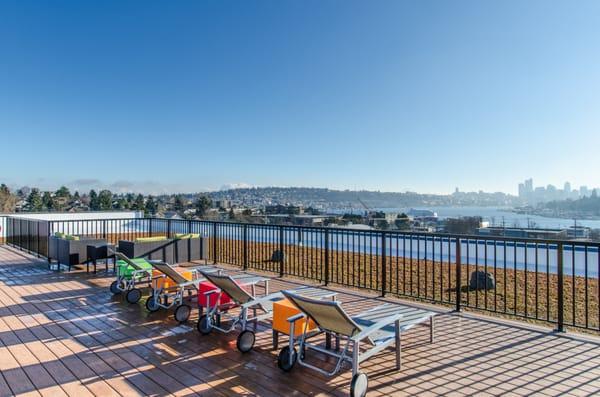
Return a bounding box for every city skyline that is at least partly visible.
[518,177,599,204]
[2,177,599,198]
[1,1,599,194]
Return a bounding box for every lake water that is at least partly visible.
[55,212,596,278]
[373,206,600,229]
[139,219,598,278]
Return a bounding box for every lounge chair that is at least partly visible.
[111,252,159,304]
[197,271,335,353]
[144,261,208,322]
[146,262,266,323]
[278,291,436,397]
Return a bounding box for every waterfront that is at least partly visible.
[374,206,600,229]
[105,219,599,278]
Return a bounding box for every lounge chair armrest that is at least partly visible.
[287,313,306,323]
[351,313,404,342]
[148,260,168,266]
[152,274,166,280]
[236,276,270,287]
[132,269,151,277]
[240,292,283,309]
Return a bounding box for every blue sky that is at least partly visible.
[1,1,599,195]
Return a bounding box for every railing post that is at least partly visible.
[149,217,153,237]
[212,222,218,264]
[47,221,52,263]
[188,219,192,234]
[102,219,107,239]
[381,231,387,297]
[36,222,40,258]
[243,224,248,271]
[455,238,462,312]
[25,220,28,252]
[44,220,50,258]
[10,218,14,246]
[556,243,565,332]
[167,219,172,239]
[324,229,330,286]
[279,225,284,277]
[19,219,23,251]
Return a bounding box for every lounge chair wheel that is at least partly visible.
[350,372,368,397]
[126,288,142,304]
[277,346,297,372]
[174,304,191,323]
[110,281,121,295]
[145,296,160,312]
[237,330,255,353]
[197,315,212,335]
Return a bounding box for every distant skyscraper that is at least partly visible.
[580,186,589,197]
[518,183,525,198]
[564,182,571,193]
[525,178,533,193]
[518,178,534,202]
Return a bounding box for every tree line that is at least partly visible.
[0,184,214,219]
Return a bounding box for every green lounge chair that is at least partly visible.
[110,252,157,304]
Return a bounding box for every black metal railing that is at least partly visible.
[3,216,50,258]
[1,215,599,333]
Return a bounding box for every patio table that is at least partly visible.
[86,243,116,274]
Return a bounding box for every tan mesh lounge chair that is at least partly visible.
[146,261,265,323]
[145,261,205,322]
[197,271,336,353]
[279,290,436,397]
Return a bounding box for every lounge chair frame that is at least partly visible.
[279,291,436,397]
[111,252,157,303]
[145,261,205,322]
[146,261,248,322]
[197,271,337,353]
[148,263,268,323]
[197,271,272,352]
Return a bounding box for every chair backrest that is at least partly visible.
[151,262,189,285]
[282,291,362,337]
[115,252,145,271]
[200,271,253,304]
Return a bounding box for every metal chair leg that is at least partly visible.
[395,319,401,370]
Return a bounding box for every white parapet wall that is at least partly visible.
[0,211,144,239]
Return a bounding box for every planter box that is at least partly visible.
[117,237,208,264]
[48,236,108,270]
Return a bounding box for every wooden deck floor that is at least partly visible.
[0,246,599,396]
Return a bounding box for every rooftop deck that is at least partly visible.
[0,246,599,396]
